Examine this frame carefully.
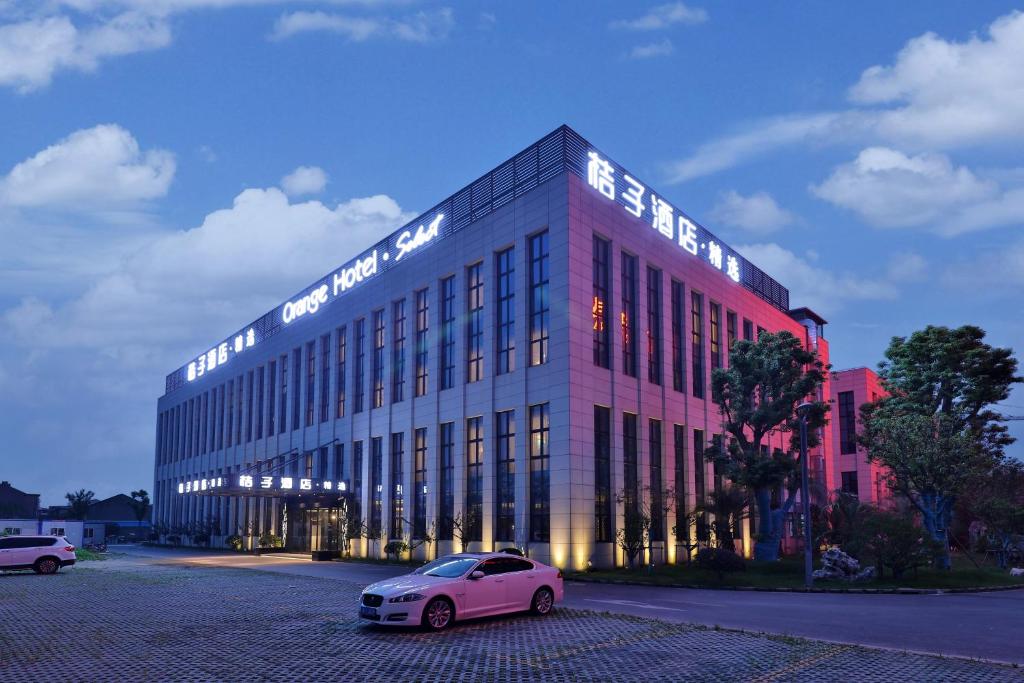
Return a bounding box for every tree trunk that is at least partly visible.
[920,492,952,570]
[753,488,780,562]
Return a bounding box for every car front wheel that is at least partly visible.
[34,558,59,575]
[531,587,554,616]
[422,597,453,631]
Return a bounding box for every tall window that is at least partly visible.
[333,443,344,482]
[693,429,706,504]
[439,276,455,390]
[646,267,662,385]
[390,432,404,539]
[235,375,243,445]
[267,360,277,435]
[320,334,331,422]
[413,428,427,539]
[305,341,315,426]
[620,253,638,377]
[838,391,857,454]
[245,370,254,442]
[414,289,428,397]
[623,413,638,515]
[495,247,515,374]
[372,309,385,408]
[529,231,549,366]
[594,405,612,543]
[592,235,611,369]
[726,311,738,352]
[277,355,287,433]
[671,280,686,393]
[352,440,363,521]
[391,299,406,403]
[291,348,301,429]
[354,319,365,413]
[370,437,383,537]
[649,419,663,542]
[742,318,754,341]
[709,303,722,372]
[691,293,704,398]
[201,392,209,452]
[673,424,687,545]
[529,403,550,542]
[336,326,347,418]
[226,380,234,448]
[841,471,859,497]
[495,410,515,542]
[466,263,484,382]
[318,447,328,479]
[438,422,454,540]
[465,417,483,542]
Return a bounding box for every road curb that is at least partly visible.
[565,575,1024,595]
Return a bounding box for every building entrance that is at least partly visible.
[283,499,349,553]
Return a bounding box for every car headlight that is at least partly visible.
[388,593,426,603]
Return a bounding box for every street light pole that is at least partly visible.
[797,402,814,589]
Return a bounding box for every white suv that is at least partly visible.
[0,536,76,574]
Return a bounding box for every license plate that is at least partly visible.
[359,606,378,618]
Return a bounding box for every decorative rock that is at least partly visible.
[813,546,871,582]
[1010,567,1024,577]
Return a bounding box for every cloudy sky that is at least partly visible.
[1,1,1021,505]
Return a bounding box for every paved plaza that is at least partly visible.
[1,556,1022,682]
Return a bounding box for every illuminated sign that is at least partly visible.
[178,475,347,495]
[396,213,442,262]
[586,150,741,284]
[178,477,225,494]
[186,328,256,382]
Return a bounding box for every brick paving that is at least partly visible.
[0,557,1021,682]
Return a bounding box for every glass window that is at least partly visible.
[529,403,550,543]
[354,319,365,414]
[413,556,477,578]
[495,410,516,543]
[291,348,301,429]
[671,280,686,393]
[594,405,612,543]
[592,235,611,369]
[413,428,427,539]
[225,382,234,448]
[496,247,515,375]
[838,391,857,454]
[841,471,859,497]
[392,299,406,404]
[305,342,315,426]
[466,417,484,542]
[623,413,638,515]
[529,231,549,366]
[320,333,331,422]
[466,264,484,383]
[415,289,429,397]
[646,267,662,385]
[267,360,277,435]
[438,422,454,540]
[390,432,404,539]
[709,303,722,372]
[336,326,347,418]
[620,253,638,377]
[372,310,385,408]
[369,437,383,538]
[673,424,687,545]
[351,441,363,521]
[439,276,455,390]
[742,318,754,341]
[245,371,254,442]
[726,311,737,351]
[649,419,663,542]
[691,293,704,398]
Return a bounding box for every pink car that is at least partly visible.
[359,552,564,630]
[0,536,76,574]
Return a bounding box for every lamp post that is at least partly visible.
[797,401,814,588]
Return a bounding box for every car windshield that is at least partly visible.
[413,556,479,578]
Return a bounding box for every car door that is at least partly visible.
[502,559,540,610]
[460,558,511,618]
[0,538,16,568]
[6,537,36,568]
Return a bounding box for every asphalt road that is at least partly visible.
[115,546,1024,665]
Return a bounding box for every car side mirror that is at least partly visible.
[469,570,485,580]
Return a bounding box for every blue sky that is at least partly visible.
[0,1,1021,505]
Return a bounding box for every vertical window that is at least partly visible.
[278,355,287,434]
[235,374,243,445]
[320,333,331,422]
[495,247,515,374]
[649,419,663,542]
[693,429,706,504]
[225,380,234,448]
[726,311,738,352]
[336,326,347,418]
[529,403,550,543]
[413,428,427,539]
[438,422,454,540]
[646,267,662,385]
[529,231,549,366]
[255,369,265,439]
[742,318,754,341]
[691,293,705,398]
[391,299,406,403]
[201,392,208,453]
[318,447,328,479]
[671,280,686,393]
[466,263,484,383]
[217,385,225,451]
[261,362,273,441]
[370,437,383,537]
[838,391,857,454]
[592,235,611,369]
[620,253,638,377]
[351,441,363,521]
[465,417,483,542]
[673,424,687,545]
[439,276,455,390]
[594,406,612,543]
[305,341,315,426]
[354,319,365,413]
[291,348,301,429]
[372,309,385,408]
[390,432,404,539]
[623,413,638,515]
[415,289,428,397]
[709,303,722,372]
[841,471,859,497]
[333,444,344,483]
[245,371,254,442]
[495,410,516,542]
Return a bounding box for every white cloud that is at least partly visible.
[810,147,997,228]
[708,190,795,234]
[737,242,898,316]
[943,238,1024,290]
[610,3,707,31]
[0,124,175,209]
[281,165,327,196]
[271,8,454,43]
[665,10,1024,182]
[629,39,673,59]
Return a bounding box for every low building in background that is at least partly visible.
[829,367,891,506]
[0,518,103,547]
[0,481,40,519]
[87,494,152,542]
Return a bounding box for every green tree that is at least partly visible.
[707,330,829,562]
[967,459,1024,568]
[65,489,95,520]
[693,488,748,552]
[129,490,150,524]
[861,325,1021,569]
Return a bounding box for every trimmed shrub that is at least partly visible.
[696,547,746,578]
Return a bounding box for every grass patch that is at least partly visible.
[75,548,106,562]
[568,554,1024,591]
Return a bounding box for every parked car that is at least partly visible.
[0,536,76,574]
[359,552,564,631]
